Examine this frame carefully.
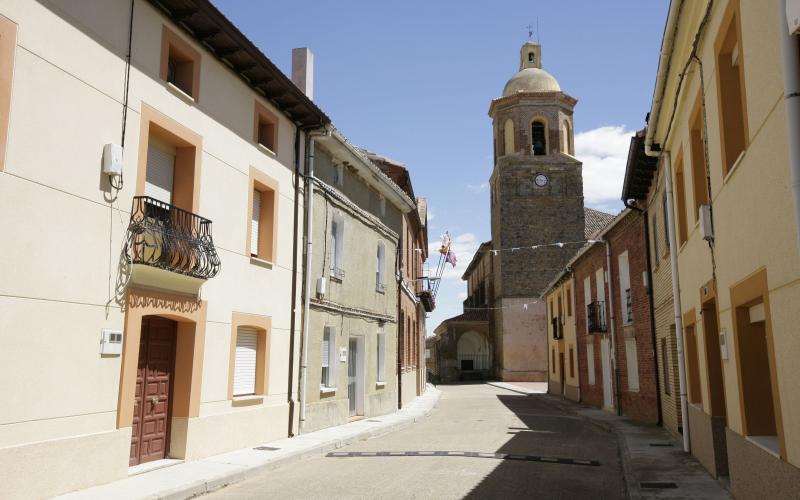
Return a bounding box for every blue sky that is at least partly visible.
[215,0,669,334]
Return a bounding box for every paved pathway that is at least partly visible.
[208,383,627,499]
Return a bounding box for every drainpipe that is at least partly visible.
[646,148,690,453]
[603,237,622,416]
[298,128,329,433]
[396,245,403,409]
[287,126,301,437]
[779,0,800,254]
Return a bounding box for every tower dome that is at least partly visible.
[502,41,561,96]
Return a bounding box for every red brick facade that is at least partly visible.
[573,210,659,424]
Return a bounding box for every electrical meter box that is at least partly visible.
[102,143,124,177]
[100,329,123,355]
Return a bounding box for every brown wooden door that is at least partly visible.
[130,317,177,466]
[559,352,566,396]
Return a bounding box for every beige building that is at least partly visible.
[298,132,416,431]
[0,0,328,497]
[634,0,800,496]
[543,273,579,401]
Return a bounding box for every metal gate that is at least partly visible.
[348,338,357,416]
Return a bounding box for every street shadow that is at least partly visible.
[462,392,627,500]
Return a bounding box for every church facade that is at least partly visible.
[488,42,586,381]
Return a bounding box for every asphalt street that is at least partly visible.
[207,383,627,499]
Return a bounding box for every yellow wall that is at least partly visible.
[652,0,800,466]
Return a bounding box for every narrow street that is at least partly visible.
[208,384,626,499]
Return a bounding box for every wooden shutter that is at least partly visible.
[145,143,175,204]
[251,190,262,256]
[234,328,258,396]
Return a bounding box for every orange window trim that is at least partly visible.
[160,25,201,99]
[253,100,279,153]
[136,104,203,213]
[0,15,17,172]
[713,0,749,175]
[228,312,272,399]
[246,166,280,262]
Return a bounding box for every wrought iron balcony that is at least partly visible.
[418,289,435,312]
[587,301,608,334]
[126,196,220,280]
[625,288,633,323]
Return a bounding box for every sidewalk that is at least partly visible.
[58,386,441,500]
[496,382,731,499]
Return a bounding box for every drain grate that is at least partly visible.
[253,446,280,451]
[648,442,674,447]
[640,482,678,489]
[327,450,599,466]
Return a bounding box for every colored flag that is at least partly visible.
[446,249,457,267]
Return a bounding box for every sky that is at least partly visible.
[214,0,670,336]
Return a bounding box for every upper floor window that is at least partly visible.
[248,168,277,262]
[332,163,344,187]
[618,251,632,324]
[254,101,278,153]
[715,2,748,176]
[532,120,547,156]
[330,214,345,280]
[674,152,689,245]
[376,241,386,292]
[160,26,200,99]
[689,96,708,220]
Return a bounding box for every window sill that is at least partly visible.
[232,395,264,407]
[375,286,386,294]
[723,149,747,185]
[329,273,344,283]
[165,81,196,104]
[320,386,336,394]
[250,256,274,269]
[257,143,277,157]
[376,381,386,388]
[746,435,780,458]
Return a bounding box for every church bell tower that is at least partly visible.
[488,41,585,381]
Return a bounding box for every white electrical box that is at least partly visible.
[339,347,347,363]
[102,143,124,177]
[719,330,729,360]
[699,204,714,241]
[100,329,123,355]
[788,0,800,35]
[316,276,327,298]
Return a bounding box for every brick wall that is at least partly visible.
[573,242,608,409]
[606,211,659,424]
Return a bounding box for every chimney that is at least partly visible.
[291,47,314,100]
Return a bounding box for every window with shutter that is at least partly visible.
[233,327,258,396]
[251,189,262,256]
[145,142,175,204]
[322,326,335,387]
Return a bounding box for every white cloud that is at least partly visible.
[575,125,633,210]
[466,182,488,193]
[427,232,482,283]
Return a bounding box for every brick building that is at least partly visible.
[568,210,659,424]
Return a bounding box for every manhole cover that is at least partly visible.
[253,446,280,451]
[640,482,678,489]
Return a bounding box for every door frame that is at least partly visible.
[348,336,366,416]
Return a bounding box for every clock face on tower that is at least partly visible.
[534,173,549,187]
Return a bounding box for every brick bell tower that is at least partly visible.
[488,41,585,381]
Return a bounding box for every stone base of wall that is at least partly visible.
[0,428,130,500]
[548,379,562,395]
[727,428,800,500]
[500,369,547,382]
[564,383,580,402]
[687,404,729,478]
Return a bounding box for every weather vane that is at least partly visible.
[526,19,540,43]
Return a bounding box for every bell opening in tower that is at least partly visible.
[532,121,546,155]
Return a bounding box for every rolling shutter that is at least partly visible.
[145,143,175,204]
[251,190,262,256]
[233,328,258,396]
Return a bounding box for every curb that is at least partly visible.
[60,386,441,500]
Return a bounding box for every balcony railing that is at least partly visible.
[551,317,563,339]
[418,289,435,312]
[587,301,608,334]
[126,196,220,280]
